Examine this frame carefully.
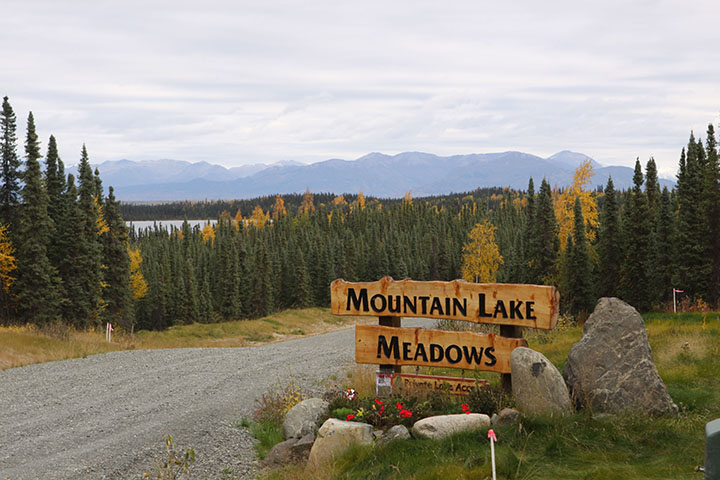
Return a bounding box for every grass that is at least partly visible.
[263,311,720,480]
[0,308,374,370]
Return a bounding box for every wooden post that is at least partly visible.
[500,325,521,394]
[377,316,401,396]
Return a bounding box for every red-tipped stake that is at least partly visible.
[488,429,498,480]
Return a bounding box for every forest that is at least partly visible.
[2,95,719,331]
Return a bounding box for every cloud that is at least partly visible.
[2,0,719,178]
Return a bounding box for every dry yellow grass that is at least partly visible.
[0,308,374,370]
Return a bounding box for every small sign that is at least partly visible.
[332,277,559,330]
[392,373,488,396]
[356,324,528,374]
[376,371,393,396]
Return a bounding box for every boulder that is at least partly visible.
[264,433,315,466]
[307,419,374,466]
[563,297,678,416]
[511,347,572,417]
[282,398,329,440]
[411,413,490,440]
[496,408,520,426]
[377,425,411,447]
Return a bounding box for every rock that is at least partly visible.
[307,419,374,466]
[411,414,490,440]
[290,433,315,460]
[283,398,329,440]
[264,438,298,467]
[563,297,678,416]
[511,347,572,417]
[496,408,520,426]
[377,425,411,447]
[490,413,498,426]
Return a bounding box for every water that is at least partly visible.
[126,219,217,231]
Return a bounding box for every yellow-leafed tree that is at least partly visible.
[298,188,315,215]
[249,205,270,228]
[553,160,598,251]
[201,224,216,243]
[0,224,16,293]
[271,194,286,219]
[128,246,147,301]
[461,219,503,283]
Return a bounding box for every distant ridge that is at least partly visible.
[77,151,674,201]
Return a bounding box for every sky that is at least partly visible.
[3,0,720,178]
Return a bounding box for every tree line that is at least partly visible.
[2,93,718,331]
[0,97,135,329]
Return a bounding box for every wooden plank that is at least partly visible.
[355,324,528,374]
[332,276,559,329]
[392,373,488,396]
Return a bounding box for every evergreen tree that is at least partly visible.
[44,135,66,270]
[566,196,595,317]
[674,133,710,300]
[13,113,61,324]
[645,157,660,217]
[101,187,134,330]
[650,187,676,304]
[620,159,652,310]
[597,177,622,297]
[76,145,104,325]
[0,96,21,229]
[530,179,559,284]
[522,178,536,283]
[703,124,720,307]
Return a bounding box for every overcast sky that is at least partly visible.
[3,0,719,178]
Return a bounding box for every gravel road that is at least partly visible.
[0,319,433,480]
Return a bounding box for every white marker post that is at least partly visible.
[673,288,684,313]
[488,428,497,480]
[106,322,113,343]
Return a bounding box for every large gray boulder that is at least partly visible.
[282,398,329,439]
[264,433,315,466]
[376,425,411,447]
[307,419,374,467]
[511,347,572,417]
[563,297,678,416]
[411,413,490,440]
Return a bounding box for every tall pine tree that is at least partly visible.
[14,113,61,324]
[0,96,21,230]
[101,186,134,330]
[620,159,652,310]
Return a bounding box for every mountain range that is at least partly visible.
[69,151,674,201]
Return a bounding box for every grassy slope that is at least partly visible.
[267,312,720,480]
[0,308,368,370]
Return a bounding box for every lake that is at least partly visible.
[126,219,217,231]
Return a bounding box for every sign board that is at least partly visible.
[392,373,488,396]
[332,276,559,330]
[356,324,528,374]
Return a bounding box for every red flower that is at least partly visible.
[396,402,405,410]
[464,410,471,415]
[346,414,355,421]
[461,403,470,411]
[375,399,383,405]
[399,409,412,418]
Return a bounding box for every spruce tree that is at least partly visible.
[101,187,134,329]
[522,178,536,283]
[567,196,595,317]
[56,175,87,325]
[645,157,660,217]
[620,159,652,310]
[44,135,66,270]
[0,96,21,229]
[597,177,622,297]
[76,145,104,325]
[650,187,676,304]
[703,124,720,307]
[530,179,559,284]
[13,113,61,324]
[674,133,709,300]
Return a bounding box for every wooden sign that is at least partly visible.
[355,324,529,374]
[332,277,559,330]
[392,373,488,396]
